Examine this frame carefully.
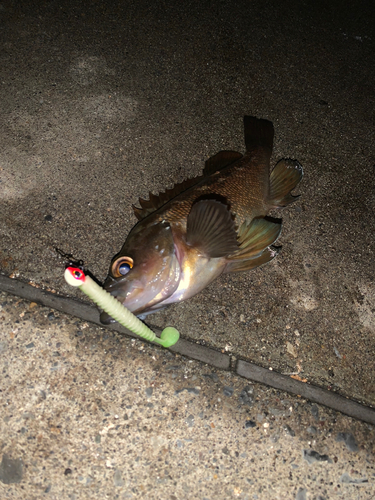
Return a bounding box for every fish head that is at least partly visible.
[100,219,180,322]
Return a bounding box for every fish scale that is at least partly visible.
[150,151,271,227]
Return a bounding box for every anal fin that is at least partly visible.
[224,217,281,273]
[229,218,282,260]
[225,246,279,273]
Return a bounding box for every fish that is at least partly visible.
[100,116,303,323]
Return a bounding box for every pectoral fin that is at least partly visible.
[186,200,239,258]
[269,159,303,207]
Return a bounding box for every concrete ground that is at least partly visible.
[0,0,374,498]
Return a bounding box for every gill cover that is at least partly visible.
[100,219,181,322]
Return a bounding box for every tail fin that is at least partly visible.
[243,116,274,153]
[269,159,304,207]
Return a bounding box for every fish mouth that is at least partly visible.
[102,272,145,297]
[99,254,181,323]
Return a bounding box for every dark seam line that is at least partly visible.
[1,273,374,425]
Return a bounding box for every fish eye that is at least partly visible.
[112,256,134,278]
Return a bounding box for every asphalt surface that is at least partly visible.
[1,0,374,498]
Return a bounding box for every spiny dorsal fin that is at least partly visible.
[186,200,239,258]
[132,174,204,220]
[132,148,244,221]
[132,204,144,220]
[243,116,274,152]
[203,150,243,176]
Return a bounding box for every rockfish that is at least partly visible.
[100,116,303,322]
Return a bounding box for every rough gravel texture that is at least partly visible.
[1,293,375,499]
[0,0,374,498]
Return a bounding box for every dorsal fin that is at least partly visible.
[203,150,243,176]
[131,117,273,222]
[132,174,204,220]
[243,116,274,152]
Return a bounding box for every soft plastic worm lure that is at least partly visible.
[64,267,179,348]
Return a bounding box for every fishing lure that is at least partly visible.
[55,247,85,270]
[64,267,179,348]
